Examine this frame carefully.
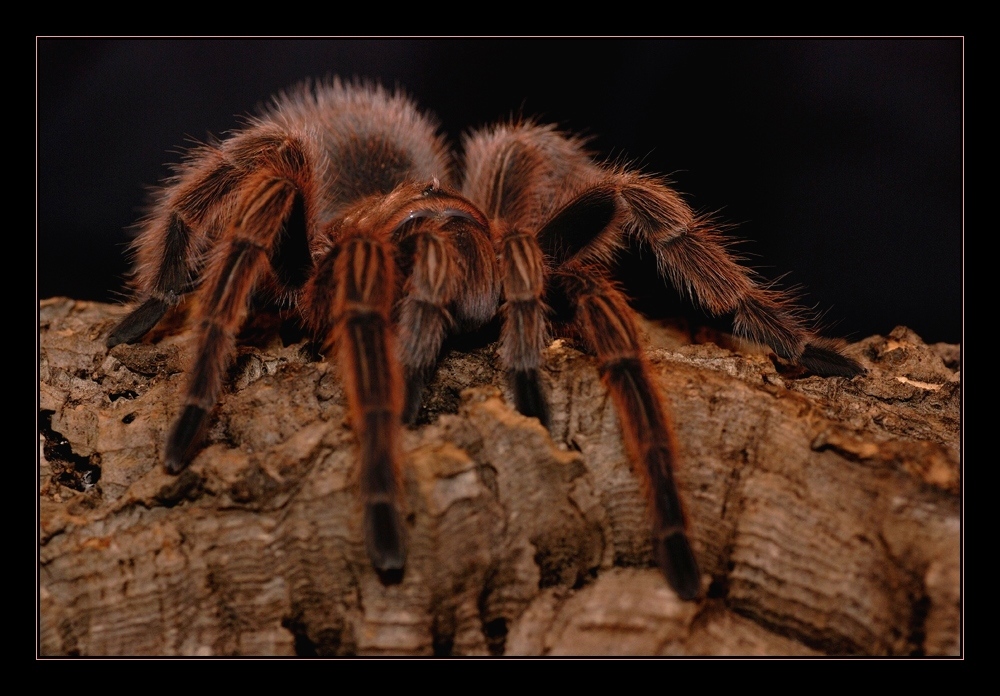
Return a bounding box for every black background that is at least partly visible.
[37,38,963,345]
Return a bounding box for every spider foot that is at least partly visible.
[364,501,407,584]
[164,405,210,474]
[654,530,702,601]
[402,365,435,425]
[799,342,865,378]
[107,297,172,347]
[508,368,550,429]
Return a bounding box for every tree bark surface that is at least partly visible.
[38,298,961,656]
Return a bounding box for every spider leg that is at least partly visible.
[461,124,593,428]
[620,176,864,376]
[552,174,863,377]
[306,185,490,574]
[554,266,701,601]
[306,226,407,575]
[496,185,637,428]
[497,224,551,427]
[164,136,315,473]
[107,146,243,347]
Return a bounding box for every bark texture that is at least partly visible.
[38,297,961,656]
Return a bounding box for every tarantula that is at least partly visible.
[107,78,862,601]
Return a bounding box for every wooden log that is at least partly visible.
[38,297,960,656]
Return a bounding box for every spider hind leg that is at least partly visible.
[613,176,863,377]
[560,269,702,600]
[164,404,210,474]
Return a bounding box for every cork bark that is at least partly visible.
[38,297,961,656]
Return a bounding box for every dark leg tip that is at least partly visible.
[375,566,405,586]
[799,343,865,378]
[654,531,702,601]
[364,502,407,582]
[402,366,432,426]
[164,405,209,474]
[509,369,551,429]
[106,297,171,348]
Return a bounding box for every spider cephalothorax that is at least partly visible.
[458,121,864,600]
[108,79,862,601]
[107,79,499,575]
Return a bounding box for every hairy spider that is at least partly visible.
[106,79,499,577]
[108,78,862,602]
[456,121,864,601]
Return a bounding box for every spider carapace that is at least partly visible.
[108,78,862,601]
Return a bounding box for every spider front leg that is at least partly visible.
[308,184,497,574]
[553,267,702,601]
[306,225,407,574]
[164,141,312,473]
